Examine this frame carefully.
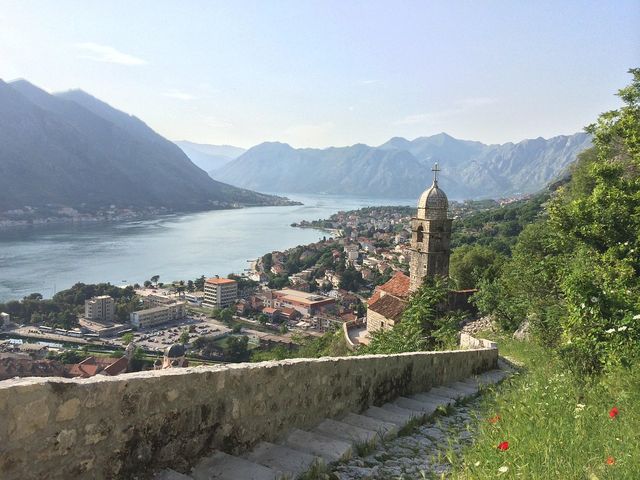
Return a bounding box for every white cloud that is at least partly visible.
[358,79,380,85]
[163,90,197,101]
[76,42,147,66]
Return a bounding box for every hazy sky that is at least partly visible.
[1,1,638,148]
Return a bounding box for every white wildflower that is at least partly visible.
[605,328,616,334]
[618,326,628,332]
[633,314,640,320]
[575,403,586,411]
[498,466,509,474]
[474,461,481,467]
[591,296,598,303]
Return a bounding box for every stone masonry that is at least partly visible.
[0,348,497,480]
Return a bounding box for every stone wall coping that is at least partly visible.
[0,347,495,389]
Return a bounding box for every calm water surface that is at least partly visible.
[0,193,412,302]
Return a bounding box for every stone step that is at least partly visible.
[340,412,399,439]
[313,418,379,445]
[408,392,449,410]
[414,391,456,407]
[381,402,425,421]
[243,441,319,479]
[393,396,439,416]
[449,381,480,395]
[155,469,193,480]
[191,451,278,480]
[283,428,352,464]
[429,386,468,400]
[363,405,412,427]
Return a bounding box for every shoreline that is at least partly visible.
[0,201,302,232]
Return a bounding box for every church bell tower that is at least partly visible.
[409,163,452,292]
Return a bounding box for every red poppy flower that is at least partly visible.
[497,441,509,451]
[609,407,619,419]
[488,415,501,424]
[606,456,615,465]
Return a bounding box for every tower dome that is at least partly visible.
[417,163,448,220]
[164,343,185,358]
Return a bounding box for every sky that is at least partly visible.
[1,0,638,148]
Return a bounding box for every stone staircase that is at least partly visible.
[155,368,509,480]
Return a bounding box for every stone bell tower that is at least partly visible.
[409,163,452,292]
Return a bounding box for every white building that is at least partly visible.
[203,278,238,308]
[130,302,186,329]
[84,296,115,323]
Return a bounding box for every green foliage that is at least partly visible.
[191,335,223,359]
[223,335,250,362]
[194,275,206,291]
[474,69,640,374]
[220,307,234,324]
[227,273,258,291]
[360,278,453,355]
[451,192,548,255]
[121,332,134,345]
[339,266,364,291]
[179,329,190,345]
[449,245,506,290]
[451,335,640,479]
[48,349,89,364]
[262,252,273,271]
[251,329,350,362]
[0,282,138,328]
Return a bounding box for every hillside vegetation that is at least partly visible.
[447,68,640,478]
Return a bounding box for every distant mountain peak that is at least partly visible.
[214,132,592,200]
[0,78,291,212]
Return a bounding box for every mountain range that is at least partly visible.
[0,79,290,214]
[209,133,592,199]
[175,141,246,173]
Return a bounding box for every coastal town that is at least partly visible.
[0,193,526,381]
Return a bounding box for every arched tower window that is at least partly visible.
[416,225,424,243]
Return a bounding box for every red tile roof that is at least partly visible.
[280,307,299,317]
[368,294,407,322]
[102,356,128,376]
[377,271,410,298]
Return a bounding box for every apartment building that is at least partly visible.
[84,295,115,323]
[203,278,238,308]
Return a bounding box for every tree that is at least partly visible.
[360,278,449,355]
[450,245,506,290]
[150,275,160,286]
[224,335,249,362]
[220,307,234,324]
[121,332,134,345]
[179,329,190,344]
[257,313,269,325]
[194,275,206,291]
[339,266,364,292]
[143,280,152,288]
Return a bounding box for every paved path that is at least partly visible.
[155,366,510,480]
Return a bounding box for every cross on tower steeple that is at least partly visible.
[432,162,441,184]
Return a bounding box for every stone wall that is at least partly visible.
[0,347,498,480]
[459,332,498,350]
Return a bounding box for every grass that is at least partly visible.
[448,334,640,479]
